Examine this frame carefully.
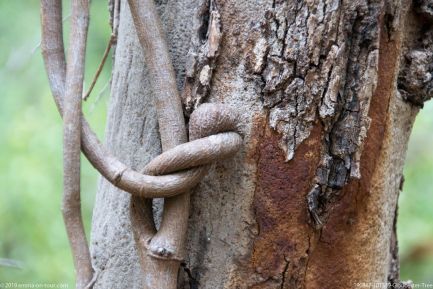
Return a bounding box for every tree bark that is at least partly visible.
[90,0,432,288]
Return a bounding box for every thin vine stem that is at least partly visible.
[41,0,93,288]
[128,0,190,287]
[83,34,115,101]
[62,0,93,288]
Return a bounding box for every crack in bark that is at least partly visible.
[279,256,289,289]
[181,262,200,289]
[181,0,222,115]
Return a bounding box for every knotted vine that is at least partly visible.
[40,0,242,288]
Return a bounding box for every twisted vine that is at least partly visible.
[41,0,242,288]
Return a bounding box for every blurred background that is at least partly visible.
[0,1,432,286]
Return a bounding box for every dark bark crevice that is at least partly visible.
[398,2,433,107]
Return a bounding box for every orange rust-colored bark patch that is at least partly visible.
[304,14,402,289]
[250,121,322,282]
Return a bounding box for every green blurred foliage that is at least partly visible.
[0,0,110,285]
[399,102,433,283]
[0,0,432,286]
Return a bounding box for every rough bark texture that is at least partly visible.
[90,0,428,288]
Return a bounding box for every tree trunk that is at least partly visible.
[90,0,432,288]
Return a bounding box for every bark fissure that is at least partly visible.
[181,262,200,289]
[181,0,222,115]
[279,257,289,289]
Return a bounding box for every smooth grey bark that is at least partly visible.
[90,0,430,288]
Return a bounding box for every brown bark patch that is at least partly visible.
[250,119,322,286]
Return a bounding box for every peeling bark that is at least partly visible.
[90,0,425,288]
